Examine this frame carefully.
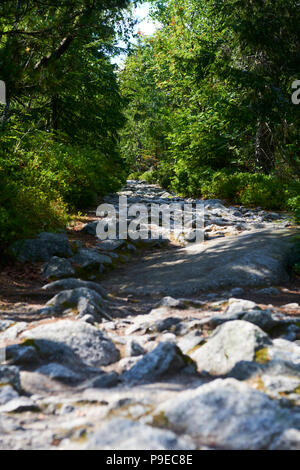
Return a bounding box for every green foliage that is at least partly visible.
[200,172,287,210]
[287,196,300,225]
[120,0,300,211]
[0,1,131,250]
[139,170,158,183]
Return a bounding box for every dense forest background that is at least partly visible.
[0,0,300,253]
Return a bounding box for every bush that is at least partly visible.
[199,171,295,210]
[287,195,300,224]
[0,129,126,249]
[139,169,157,183]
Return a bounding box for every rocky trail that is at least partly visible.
[1,180,300,450]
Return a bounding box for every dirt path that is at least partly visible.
[0,181,300,450]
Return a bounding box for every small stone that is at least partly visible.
[123,342,195,384]
[158,297,184,309]
[0,385,19,405]
[229,288,244,297]
[153,317,182,333]
[0,365,21,392]
[80,221,98,236]
[84,372,119,388]
[36,363,83,383]
[225,299,258,316]
[125,340,146,357]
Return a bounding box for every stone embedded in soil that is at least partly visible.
[123,341,195,384]
[45,287,104,313]
[154,378,300,450]
[42,256,75,280]
[0,365,22,393]
[71,248,112,269]
[10,232,72,262]
[190,320,272,375]
[20,319,120,368]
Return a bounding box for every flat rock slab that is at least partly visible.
[103,229,299,296]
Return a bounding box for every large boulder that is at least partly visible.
[45,287,104,313]
[20,319,120,367]
[154,378,300,450]
[10,232,72,262]
[86,418,195,450]
[190,320,271,375]
[106,229,297,296]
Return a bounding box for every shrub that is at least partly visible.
[0,129,126,250]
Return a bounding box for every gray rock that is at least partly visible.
[256,287,280,296]
[6,344,39,365]
[42,256,75,280]
[71,249,112,269]
[10,232,72,262]
[0,365,21,392]
[153,317,182,333]
[76,297,100,319]
[83,372,119,389]
[269,429,300,450]
[261,374,300,395]
[0,385,19,405]
[190,320,271,375]
[283,303,299,309]
[86,418,195,450]
[158,297,184,309]
[46,287,104,313]
[266,339,300,370]
[36,363,83,383]
[281,324,300,341]
[125,340,146,357]
[107,229,297,296]
[227,361,263,380]
[229,287,244,297]
[242,309,277,332]
[177,331,205,355]
[97,240,124,251]
[81,221,98,236]
[155,378,299,450]
[78,314,95,324]
[123,342,194,384]
[42,278,107,298]
[225,299,258,317]
[21,319,120,367]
